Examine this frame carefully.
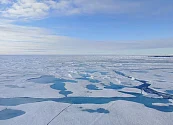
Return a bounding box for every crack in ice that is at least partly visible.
[114,70,173,99]
[47,104,72,125]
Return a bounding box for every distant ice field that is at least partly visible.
[0,55,173,125]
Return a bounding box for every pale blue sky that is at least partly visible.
[0,0,173,55]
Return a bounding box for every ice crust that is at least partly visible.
[0,55,173,125]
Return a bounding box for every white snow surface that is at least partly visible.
[0,55,172,125]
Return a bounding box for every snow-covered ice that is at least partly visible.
[0,55,172,125]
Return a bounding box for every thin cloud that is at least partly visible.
[0,0,13,4]
[1,0,172,20]
[1,0,140,19]
[0,21,173,55]
[0,0,173,55]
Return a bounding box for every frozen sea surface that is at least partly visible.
[0,55,173,125]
